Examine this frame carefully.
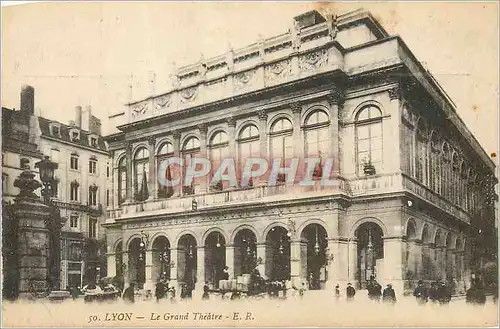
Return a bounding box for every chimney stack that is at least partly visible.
[74,106,82,128]
[82,105,91,132]
[20,85,35,115]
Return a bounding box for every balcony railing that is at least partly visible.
[106,173,472,224]
[402,174,471,224]
[107,178,351,220]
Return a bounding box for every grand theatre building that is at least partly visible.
[104,9,497,295]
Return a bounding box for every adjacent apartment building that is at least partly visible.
[103,9,497,295]
[2,86,110,289]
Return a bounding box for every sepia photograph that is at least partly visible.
[1,1,499,327]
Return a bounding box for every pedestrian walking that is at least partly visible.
[437,281,451,304]
[122,283,135,304]
[335,284,341,299]
[202,282,210,300]
[346,283,356,301]
[428,282,439,303]
[466,278,486,305]
[382,283,396,304]
[413,280,428,304]
[155,281,165,302]
[367,276,382,301]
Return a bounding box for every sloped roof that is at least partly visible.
[38,116,108,153]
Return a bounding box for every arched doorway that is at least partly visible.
[301,223,328,290]
[205,231,226,288]
[128,237,145,288]
[152,236,171,282]
[177,234,197,287]
[265,226,291,281]
[234,229,257,277]
[355,222,384,288]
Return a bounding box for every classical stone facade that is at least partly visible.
[104,9,497,296]
[37,105,109,289]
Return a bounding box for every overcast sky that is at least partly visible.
[2,2,498,156]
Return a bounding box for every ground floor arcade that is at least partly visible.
[105,198,475,296]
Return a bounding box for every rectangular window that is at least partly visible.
[71,132,79,141]
[2,174,8,195]
[70,215,78,228]
[70,184,79,201]
[89,160,97,174]
[89,218,97,238]
[52,126,60,136]
[106,189,110,206]
[20,158,30,169]
[106,166,110,178]
[88,188,97,206]
[70,156,79,170]
[90,137,98,147]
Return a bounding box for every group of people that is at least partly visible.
[413,280,452,304]
[334,277,396,304]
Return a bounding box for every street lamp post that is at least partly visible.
[159,247,169,281]
[35,156,62,291]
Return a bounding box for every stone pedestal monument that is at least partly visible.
[13,169,52,299]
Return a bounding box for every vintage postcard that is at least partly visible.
[1,1,499,327]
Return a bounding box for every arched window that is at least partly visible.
[181,137,200,195]
[304,110,330,178]
[270,118,293,183]
[452,152,459,204]
[430,132,440,193]
[355,105,382,175]
[134,147,149,201]
[209,131,229,190]
[117,156,127,205]
[441,143,450,199]
[238,124,259,187]
[157,142,174,199]
[416,119,428,184]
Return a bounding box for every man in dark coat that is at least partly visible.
[155,281,165,302]
[413,280,428,304]
[382,284,396,304]
[202,282,210,300]
[428,282,439,303]
[367,276,382,301]
[335,284,341,299]
[437,282,451,304]
[346,283,356,301]
[122,283,135,304]
[466,278,487,305]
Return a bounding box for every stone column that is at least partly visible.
[198,124,209,193]
[227,117,237,186]
[421,243,431,281]
[195,246,205,294]
[124,141,134,203]
[406,239,419,283]
[256,243,266,279]
[12,170,52,299]
[388,86,402,172]
[326,89,343,175]
[170,248,178,290]
[383,237,404,296]
[347,239,358,285]
[257,109,268,186]
[147,136,156,200]
[122,251,129,288]
[107,252,117,278]
[144,249,153,291]
[172,130,182,197]
[226,244,235,278]
[290,103,304,183]
[437,246,446,281]
[290,240,303,287]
